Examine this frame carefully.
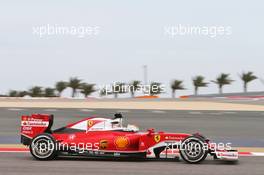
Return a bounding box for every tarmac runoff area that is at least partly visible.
[0,101,263,175]
[0,99,264,111]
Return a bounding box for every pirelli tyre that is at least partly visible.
[179,135,208,164]
[29,133,57,160]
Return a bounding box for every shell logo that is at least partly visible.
[115,136,129,149]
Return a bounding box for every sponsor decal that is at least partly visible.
[21,130,33,134]
[99,140,108,149]
[68,134,76,140]
[115,136,129,149]
[21,121,49,127]
[22,126,32,131]
[114,152,121,156]
[154,134,161,143]
[22,121,27,126]
[165,136,185,140]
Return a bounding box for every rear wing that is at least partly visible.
[20,114,53,145]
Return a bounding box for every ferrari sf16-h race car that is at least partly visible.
[20,113,238,163]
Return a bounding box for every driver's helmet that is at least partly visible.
[112,113,123,128]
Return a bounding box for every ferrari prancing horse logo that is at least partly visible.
[87,120,94,128]
[154,135,161,143]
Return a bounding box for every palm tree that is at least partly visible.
[44,88,56,97]
[149,82,163,96]
[129,80,141,98]
[112,82,126,98]
[68,77,82,97]
[80,83,96,98]
[192,76,208,95]
[240,71,257,93]
[29,86,43,97]
[18,91,28,97]
[9,90,18,97]
[212,73,233,94]
[55,81,68,97]
[171,80,184,98]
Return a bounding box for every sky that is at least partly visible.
[0,0,263,97]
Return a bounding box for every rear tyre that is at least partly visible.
[179,136,208,164]
[29,133,57,160]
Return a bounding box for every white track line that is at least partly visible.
[189,111,202,115]
[7,108,25,111]
[225,99,259,102]
[0,151,29,153]
[0,150,264,156]
[252,152,264,156]
[117,110,130,113]
[152,110,166,113]
[43,109,58,112]
[209,113,223,115]
[0,151,264,157]
[222,111,237,114]
[80,109,95,112]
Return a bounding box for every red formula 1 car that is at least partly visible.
[20,113,238,163]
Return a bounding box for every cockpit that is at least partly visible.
[69,113,139,132]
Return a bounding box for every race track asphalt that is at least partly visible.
[0,107,264,175]
[1,108,264,146]
[0,153,263,175]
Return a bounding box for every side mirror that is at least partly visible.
[147,128,155,135]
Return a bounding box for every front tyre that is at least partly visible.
[29,133,57,160]
[179,136,208,164]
